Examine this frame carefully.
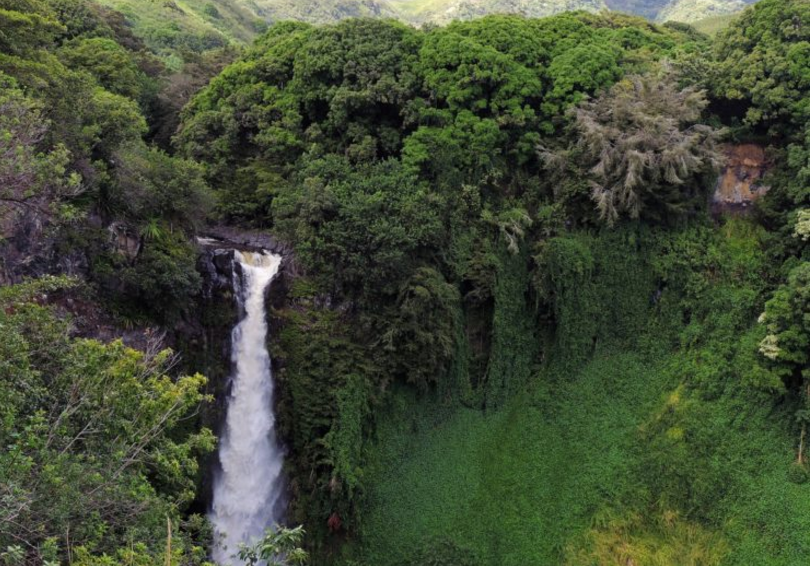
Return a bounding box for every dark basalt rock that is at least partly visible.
[197,248,236,299]
[0,210,94,285]
[196,227,298,294]
[199,225,294,256]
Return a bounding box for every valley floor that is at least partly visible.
[347,222,810,565]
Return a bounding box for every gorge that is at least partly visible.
[2,0,810,564]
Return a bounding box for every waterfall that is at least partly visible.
[211,250,285,565]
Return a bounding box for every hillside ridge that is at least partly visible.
[94,0,755,60]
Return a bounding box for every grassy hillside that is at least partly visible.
[388,0,753,24]
[388,0,606,24]
[93,0,761,49]
[345,221,810,566]
[657,0,746,23]
[692,11,739,34]
[93,0,398,62]
[92,0,264,66]
[382,0,758,24]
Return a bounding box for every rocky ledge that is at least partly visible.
[712,143,771,213]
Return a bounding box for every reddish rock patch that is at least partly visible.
[712,143,770,213]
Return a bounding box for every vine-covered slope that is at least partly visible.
[3,0,810,564]
[175,1,810,564]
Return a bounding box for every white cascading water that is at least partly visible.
[211,250,285,565]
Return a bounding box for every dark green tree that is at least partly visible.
[713,0,810,132]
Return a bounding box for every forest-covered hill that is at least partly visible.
[390,0,754,24]
[88,0,753,59]
[2,0,810,565]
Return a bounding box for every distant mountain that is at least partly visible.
[388,0,606,25]
[255,0,760,27]
[96,0,758,66]
[604,0,668,20]
[657,0,750,23]
[253,0,398,24]
[606,0,753,22]
[339,0,753,25]
[93,0,266,64]
[691,11,740,34]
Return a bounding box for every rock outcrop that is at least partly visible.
[712,143,770,212]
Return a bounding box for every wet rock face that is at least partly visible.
[197,248,237,299]
[107,221,141,262]
[192,229,294,388]
[200,225,293,256]
[712,144,770,212]
[196,229,297,299]
[0,210,91,285]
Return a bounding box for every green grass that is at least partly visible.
[350,350,673,565]
[95,0,262,66]
[657,0,746,25]
[386,0,452,19]
[691,12,739,35]
[341,221,810,565]
[350,343,810,565]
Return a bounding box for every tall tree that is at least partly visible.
[542,69,722,225]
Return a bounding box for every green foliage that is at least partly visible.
[93,230,203,317]
[753,261,810,464]
[0,76,81,222]
[91,0,258,66]
[346,220,808,565]
[0,0,64,55]
[0,0,213,323]
[111,141,212,229]
[0,279,214,563]
[543,41,622,121]
[0,1,151,159]
[532,227,657,370]
[180,15,693,219]
[43,0,114,41]
[399,539,482,566]
[713,0,810,132]
[542,69,722,226]
[274,290,376,535]
[784,125,810,212]
[322,374,371,504]
[57,36,150,101]
[273,157,443,299]
[564,508,728,566]
[0,273,79,302]
[377,268,460,391]
[238,524,308,566]
[483,246,538,408]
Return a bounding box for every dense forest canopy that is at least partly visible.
[1,0,810,565]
